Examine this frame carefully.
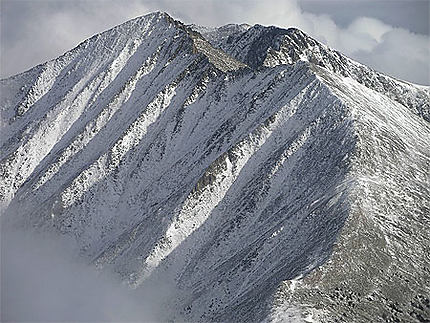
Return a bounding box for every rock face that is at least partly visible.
[1,11,429,322]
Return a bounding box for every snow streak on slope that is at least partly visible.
[1,11,429,323]
[1,13,170,206]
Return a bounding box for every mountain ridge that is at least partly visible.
[190,21,429,122]
[1,11,429,323]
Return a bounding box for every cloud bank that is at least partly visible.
[1,0,429,84]
[1,228,174,322]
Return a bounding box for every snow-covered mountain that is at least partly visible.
[1,11,429,322]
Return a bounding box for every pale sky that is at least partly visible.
[1,0,429,84]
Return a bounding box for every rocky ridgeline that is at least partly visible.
[1,12,429,322]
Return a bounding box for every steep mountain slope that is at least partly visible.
[270,67,430,323]
[1,12,429,322]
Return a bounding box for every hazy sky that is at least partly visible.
[1,0,429,84]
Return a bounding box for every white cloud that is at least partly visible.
[347,17,393,43]
[353,28,430,84]
[303,14,429,85]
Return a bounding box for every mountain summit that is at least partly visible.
[1,12,429,322]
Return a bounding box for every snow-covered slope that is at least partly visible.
[1,12,429,322]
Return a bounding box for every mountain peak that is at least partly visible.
[1,11,429,323]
